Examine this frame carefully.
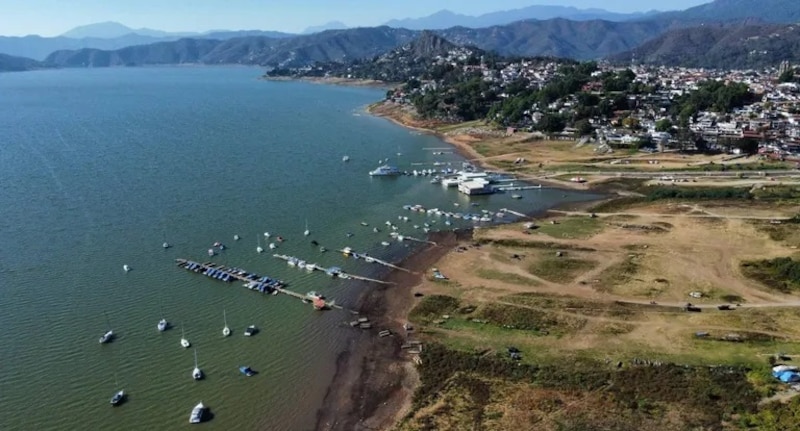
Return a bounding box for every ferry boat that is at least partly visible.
[368,165,401,176]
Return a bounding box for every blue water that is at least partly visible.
[0,66,600,430]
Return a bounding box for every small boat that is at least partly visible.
[373,227,380,233]
[99,313,113,344]
[269,242,276,250]
[239,366,256,377]
[157,318,168,332]
[511,194,522,199]
[369,165,401,176]
[319,246,327,253]
[346,232,354,238]
[381,241,390,246]
[207,248,215,257]
[244,325,257,337]
[192,349,203,381]
[342,155,350,162]
[99,330,113,344]
[305,291,324,300]
[233,234,240,241]
[162,242,170,249]
[304,220,310,237]
[110,389,125,406]
[257,235,264,254]
[360,221,369,226]
[180,325,191,348]
[264,231,271,238]
[222,309,231,337]
[189,402,205,424]
[123,264,131,272]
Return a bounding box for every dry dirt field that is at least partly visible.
[410,200,800,366]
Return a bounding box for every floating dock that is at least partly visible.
[271,254,394,285]
[339,248,412,273]
[175,258,349,312]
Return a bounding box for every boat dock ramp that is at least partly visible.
[339,247,412,273]
[272,254,394,285]
[175,258,349,312]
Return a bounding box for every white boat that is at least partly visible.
[222,309,231,337]
[381,241,390,246]
[192,349,203,380]
[110,389,125,406]
[180,326,191,348]
[157,318,168,332]
[244,325,257,337]
[189,402,205,424]
[304,219,310,236]
[511,194,522,199]
[369,165,401,176]
[234,234,240,241]
[256,235,264,254]
[342,155,350,162]
[99,313,113,344]
[264,231,271,238]
[123,264,131,272]
[269,242,276,250]
[207,248,215,257]
[162,241,170,249]
[99,330,113,344]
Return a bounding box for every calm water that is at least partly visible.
[0,67,600,430]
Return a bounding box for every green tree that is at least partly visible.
[537,113,566,134]
[574,119,594,137]
[778,68,795,83]
[655,118,673,132]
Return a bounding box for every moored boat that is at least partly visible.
[244,325,257,337]
[239,366,256,377]
[189,402,205,424]
[157,318,168,332]
[110,389,125,406]
[192,349,203,381]
[99,330,113,344]
[368,165,401,176]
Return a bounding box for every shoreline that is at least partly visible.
[314,99,614,431]
[262,75,399,89]
[315,230,468,431]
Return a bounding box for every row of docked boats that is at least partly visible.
[402,204,506,223]
[177,259,286,294]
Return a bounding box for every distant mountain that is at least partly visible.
[302,21,348,34]
[439,18,673,60]
[651,0,800,24]
[46,28,418,68]
[384,6,662,30]
[611,22,800,69]
[0,30,294,61]
[60,21,195,39]
[0,53,44,72]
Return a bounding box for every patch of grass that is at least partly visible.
[476,237,596,252]
[476,303,586,333]
[410,295,460,322]
[595,255,641,292]
[476,269,540,287]
[534,216,603,239]
[741,257,800,293]
[721,294,745,303]
[528,256,596,284]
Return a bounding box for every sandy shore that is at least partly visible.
[314,230,468,431]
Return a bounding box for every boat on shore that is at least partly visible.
[110,389,125,406]
[189,402,206,424]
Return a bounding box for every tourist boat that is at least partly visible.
[239,366,256,377]
[180,325,191,348]
[123,264,130,272]
[110,389,125,406]
[189,402,205,424]
[368,165,401,176]
[157,318,168,332]
[192,349,203,380]
[222,309,231,337]
[244,325,257,337]
[256,235,264,254]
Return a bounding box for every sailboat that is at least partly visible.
[256,235,264,254]
[222,309,231,337]
[304,219,310,237]
[99,313,114,344]
[180,325,191,348]
[192,349,203,380]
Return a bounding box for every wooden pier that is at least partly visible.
[338,248,412,273]
[175,258,352,313]
[271,254,394,285]
[500,208,529,218]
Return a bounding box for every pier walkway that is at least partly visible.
[338,248,412,273]
[175,258,350,312]
[271,254,394,285]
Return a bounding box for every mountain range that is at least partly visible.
[383,5,661,30]
[5,0,800,71]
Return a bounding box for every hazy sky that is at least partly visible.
[0,0,710,36]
